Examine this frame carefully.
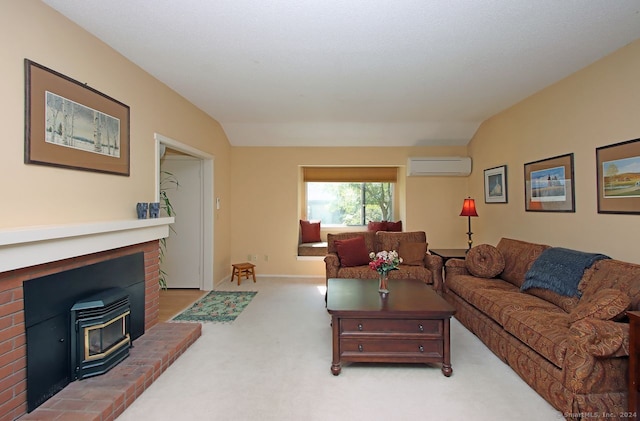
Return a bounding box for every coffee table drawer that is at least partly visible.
[340,338,443,357]
[341,319,441,335]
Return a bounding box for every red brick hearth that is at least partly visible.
[0,241,201,421]
[20,323,200,421]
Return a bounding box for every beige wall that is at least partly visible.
[7,2,639,281]
[1,1,232,282]
[468,39,640,264]
[230,146,469,276]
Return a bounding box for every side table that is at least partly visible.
[429,249,468,286]
[629,311,640,418]
[429,248,468,264]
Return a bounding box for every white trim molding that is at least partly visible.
[0,218,174,273]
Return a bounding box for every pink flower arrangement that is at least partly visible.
[369,250,402,275]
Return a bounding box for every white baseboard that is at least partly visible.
[296,256,325,261]
[215,274,323,287]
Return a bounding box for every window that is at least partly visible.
[303,167,398,226]
[307,182,394,225]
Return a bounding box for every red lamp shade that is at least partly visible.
[459,198,478,217]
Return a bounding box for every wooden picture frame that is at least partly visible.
[596,138,640,214]
[484,165,508,203]
[524,153,575,212]
[25,59,130,176]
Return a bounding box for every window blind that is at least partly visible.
[302,167,398,183]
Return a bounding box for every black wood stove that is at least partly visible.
[23,252,146,412]
[70,287,131,380]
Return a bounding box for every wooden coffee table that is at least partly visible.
[326,278,456,376]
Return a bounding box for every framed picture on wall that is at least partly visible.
[24,59,130,176]
[484,165,508,203]
[596,137,640,214]
[524,153,575,212]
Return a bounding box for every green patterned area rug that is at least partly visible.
[173,291,257,323]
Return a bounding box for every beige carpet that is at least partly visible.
[117,277,563,421]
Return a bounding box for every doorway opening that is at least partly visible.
[155,133,214,291]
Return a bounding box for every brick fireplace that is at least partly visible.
[0,218,201,421]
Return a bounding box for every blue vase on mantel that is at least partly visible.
[136,202,148,219]
[148,202,160,218]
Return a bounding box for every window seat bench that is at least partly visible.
[298,241,328,257]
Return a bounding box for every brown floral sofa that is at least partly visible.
[324,231,443,292]
[444,238,640,419]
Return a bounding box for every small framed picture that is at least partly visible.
[524,153,575,212]
[484,165,508,203]
[596,138,640,214]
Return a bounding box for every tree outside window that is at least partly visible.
[307,182,394,226]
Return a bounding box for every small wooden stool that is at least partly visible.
[231,262,256,286]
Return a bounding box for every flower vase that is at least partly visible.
[378,272,389,294]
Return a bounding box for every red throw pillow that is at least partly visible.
[300,220,321,243]
[367,221,387,232]
[334,236,371,267]
[386,220,402,232]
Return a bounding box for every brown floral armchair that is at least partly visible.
[324,231,443,292]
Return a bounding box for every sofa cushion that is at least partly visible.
[501,307,570,368]
[446,274,519,316]
[397,242,427,266]
[367,221,387,232]
[386,220,403,232]
[335,265,433,284]
[334,236,371,267]
[297,242,328,257]
[579,259,640,311]
[447,272,570,366]
[366,220,402,232]
[336,266,378,279]
[327,232,376,254]
[460,287,525,327]
[521,287,580,313]
[496,238,549,288]
[377,231,426,253]
[300,220,321,243]
[569,288,631,324]
[386,265,433,284]
[465,244,505,278]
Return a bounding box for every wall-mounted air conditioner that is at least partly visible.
[407,157,472,176]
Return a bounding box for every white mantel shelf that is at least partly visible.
[0,218,174,273]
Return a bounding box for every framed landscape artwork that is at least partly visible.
[596,138,640,214]
[484,165,508,203]
[24,59,130,176]
[524,153,575,212]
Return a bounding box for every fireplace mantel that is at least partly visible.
[0,218,174,273]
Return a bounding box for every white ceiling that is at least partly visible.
[42,0,640,147]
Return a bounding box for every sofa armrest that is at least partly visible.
[564,318,629,393]
[444,258,469,278]
[324,253,340,281]
[424,254,443,292]
[569,318,629,358]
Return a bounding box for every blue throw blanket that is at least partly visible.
[521,247,609,297]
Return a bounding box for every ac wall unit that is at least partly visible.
[407,156,472,176]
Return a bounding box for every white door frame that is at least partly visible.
[155,133,215,291]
